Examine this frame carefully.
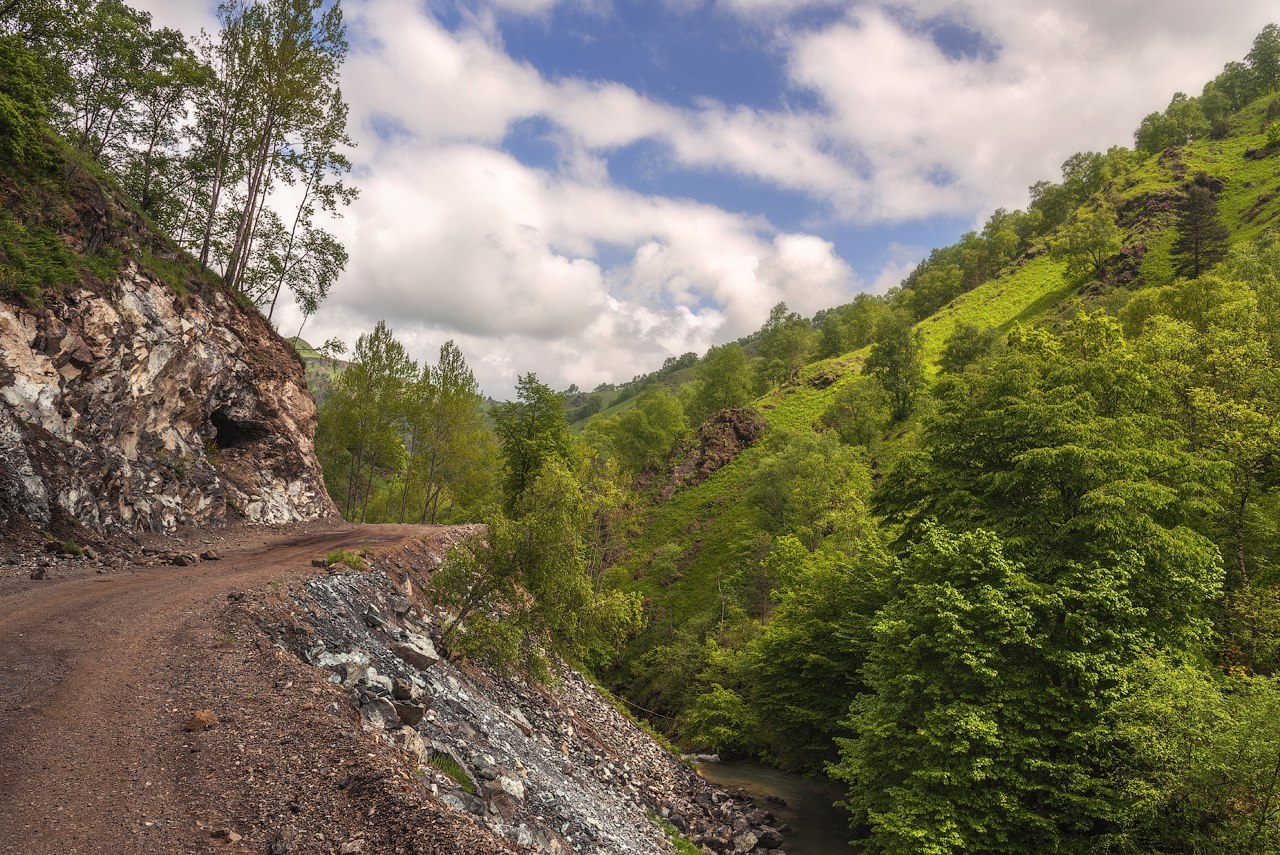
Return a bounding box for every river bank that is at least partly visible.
[695,761,857,854]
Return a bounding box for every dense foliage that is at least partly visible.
[0,0,355,320]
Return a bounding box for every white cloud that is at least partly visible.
[276,142,860,395]
[131,0,1280,395]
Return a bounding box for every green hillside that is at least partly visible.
[600,79,1280,770]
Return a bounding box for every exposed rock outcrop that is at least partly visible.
[0,261,335,531]
[662,408,764,499]
[261,533,791,854]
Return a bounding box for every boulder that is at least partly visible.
[359,697,400,730]
[756,826,785,849]
[390,634,439,671]
[392,701,426,727]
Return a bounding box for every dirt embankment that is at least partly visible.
[0,522,510,855]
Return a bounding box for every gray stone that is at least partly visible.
[390,634,439,670]
[756,827,784,849]
[392,701,426,727]
[359,697,400,730]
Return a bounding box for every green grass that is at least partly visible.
[324,548,365,570]
[425,751,477,796]
[915,253,1076,371]
[0,207,79,299]
[651,813,702,854]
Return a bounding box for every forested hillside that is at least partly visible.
[304,28,1280,851]
[11,1,1280,849]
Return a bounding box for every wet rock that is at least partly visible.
[756,826,784,849]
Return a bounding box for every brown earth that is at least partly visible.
[0,522,516,855]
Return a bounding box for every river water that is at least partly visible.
[694,761,857,854]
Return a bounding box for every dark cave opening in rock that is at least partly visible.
[210,410,265,450]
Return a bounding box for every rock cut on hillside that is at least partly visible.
[0,159,335,533]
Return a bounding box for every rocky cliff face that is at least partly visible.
[0,261,335,531]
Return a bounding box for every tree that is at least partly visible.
[691,342,753,422]
[398,340,493,524]
[748,429,870,549]
[608,386,687,476]
[755,302,814,388]
[491,373,574,512]
[0,34,50,165]
[118,27,202,219]
[744,538,889,772]
[1134,93,1210,154]
[1051,203,1122,282]
[862,311,923,422]
[1247,23,1280,93]
[430,460,642,678]
[1171,183,1230,278]
[938,322,1003,374]
[317,320,414,520]
[820,376,890,449]
[218,0,348,294]
[835,523,1187,853]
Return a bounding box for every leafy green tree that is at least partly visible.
[938,322,1003,373]
[862,310,923,421]
[609,386,687,476]
[1171,183,1230,278]
[690,342,753,422]
[755,302,814,388]
[817,294,888,358]
[820,376,890,449]
[1135,92,1210,154]
[317,320,414,520]
[118,27,203,218]
[431,460,642,678]
[491,373,575,512]
[836,524,1176,853]
[1247,23,1280,93]
[1107,659,1280,852]
[0,34,50,165]
[749,429,870,549]
[745,536,889,772]
[391,341,493,524]
[218,0,348,294]
[682,683,761,757]
[1051,203,1122,281]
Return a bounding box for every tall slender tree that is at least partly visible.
[1171,184,1230,278]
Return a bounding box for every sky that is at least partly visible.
[137,0,1276,398]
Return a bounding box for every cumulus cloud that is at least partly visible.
[133,0,1278,395]
[274,141,860,394]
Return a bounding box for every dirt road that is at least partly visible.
[0,523,425,854]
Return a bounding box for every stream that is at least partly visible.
[694,760,857,854]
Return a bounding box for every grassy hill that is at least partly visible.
[603,86,1280,713]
